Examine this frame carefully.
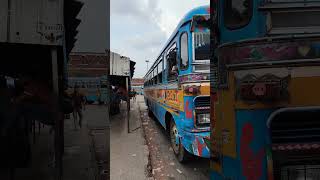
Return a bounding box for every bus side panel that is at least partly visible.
[178,96,210,158]
[154,101,167,128]
[210,172,223,180]
[233,109,274,180]
[146,89,167,128]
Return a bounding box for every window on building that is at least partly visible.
[224,0,253,29]
[180,32,189,70]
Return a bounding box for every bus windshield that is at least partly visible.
[194,32,210,60]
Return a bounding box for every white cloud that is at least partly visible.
[111,0,209,77]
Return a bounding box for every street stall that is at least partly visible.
[109,51,135,115]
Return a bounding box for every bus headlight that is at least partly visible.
[196,113,210,125]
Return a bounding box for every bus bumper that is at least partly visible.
[180,130,210,158]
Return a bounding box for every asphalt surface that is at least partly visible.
[0,105,109,180]
[110,100,150,180]
[138,96,210,180]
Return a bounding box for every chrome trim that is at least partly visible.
[192,60,210,65]
[193,95,210,104]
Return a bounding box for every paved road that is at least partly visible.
[137,96,210,180]
[110,101,150,180]
[0,105,109,180]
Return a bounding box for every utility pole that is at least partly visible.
[145,60,149,70]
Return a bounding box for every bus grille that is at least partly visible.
[271,110,320,179]
[194,96,210,109]
[270,111,320,144]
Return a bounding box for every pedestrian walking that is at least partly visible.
[116,85,128,102]
[132,89,137,102]
[72,87,84,129]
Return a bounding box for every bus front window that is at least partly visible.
[194,32,210,60]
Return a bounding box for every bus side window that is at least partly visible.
[166,43,178,81]
[180,32,189,70]
[152,70,156,85]
[224,0,253,29]
[155,64,158,84]
[158,58,163,84]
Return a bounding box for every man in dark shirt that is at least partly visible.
[72,88,83,129]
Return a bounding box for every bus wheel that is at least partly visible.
[148,107,152,117]
[170,119,190,162]
[147,102,152,117]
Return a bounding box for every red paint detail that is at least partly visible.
[185,101,192,119]
[196,138,206,156]
[189,87,193,93]
[240,123,265,180]
[198,26,204,32]
[207,7,211,14]
[252,83,266,96]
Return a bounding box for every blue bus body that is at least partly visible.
[210,0,320,179]
[144,5,211,161]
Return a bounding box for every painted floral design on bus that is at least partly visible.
[179,73,209,83]
[220,40,320,64]
[184,100,193,119]
[188,136,210,157]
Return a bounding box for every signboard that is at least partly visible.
[110,52,130,76]
[0,0,64,45]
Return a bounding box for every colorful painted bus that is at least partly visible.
[68,76,108,104]
[144,5,211,162]
[210,0,320,179]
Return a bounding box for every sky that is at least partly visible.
[110,0,209,78]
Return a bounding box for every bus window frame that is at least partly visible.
[166,42,178,82]
[157,58,163,84]
[223,0,253,30]
[154,64,158,84]
[179,31,189,71]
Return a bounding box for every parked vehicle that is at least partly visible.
[98,75,108,104]
[144,5,210,162]
[210,0,320,179]
[68,77,101,104]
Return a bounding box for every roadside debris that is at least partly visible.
[176,169,182,174]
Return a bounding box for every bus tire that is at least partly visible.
[170,118,190,163]
[148,107,153,117]
[147,101,153,117]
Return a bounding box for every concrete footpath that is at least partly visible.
[0,105,109,180]
[110,96,151,180]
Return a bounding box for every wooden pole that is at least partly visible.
[51,47,63,180]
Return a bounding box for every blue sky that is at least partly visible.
[110,0,209,78]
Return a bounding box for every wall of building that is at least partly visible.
[68,52,108,77]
